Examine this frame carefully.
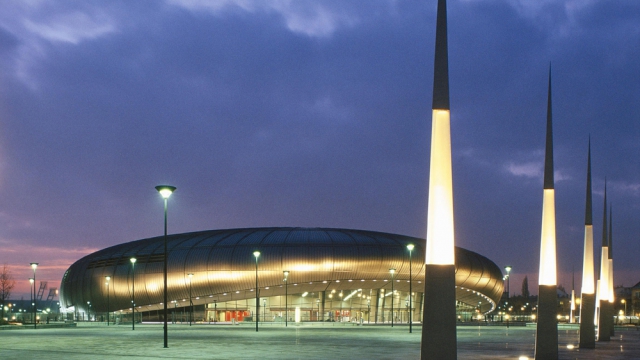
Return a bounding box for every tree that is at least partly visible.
[521,276,530,299]
[1,264,16,323]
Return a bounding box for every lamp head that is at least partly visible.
[188,273,193,278]
[105,276,111,281]
[30,263,38,270]
[155,185,177,199]
[130,257,137,264]
[253,251,261,258]
[389,268,396,275]
[156,185,176,199]
[283,270,289,277]
[504,266,512,273]
[29,278,34,284]
[407,244,415,251]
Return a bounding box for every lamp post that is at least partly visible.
[263,298,266,323]
[504,266,512,299]
[155,184,176,348]
[622,299,627,324]
[316,299,320,321]
[407,244,414,333]
[283,270,289,327]
[29,277,34,327]
[105,276,111,326]
[188,273,193,326]
[131,257,136,330]
[30,263,38,329]
[87,301,91,321]
[367,298,371,324]
[389,268,396,327]
[339,292,343,322]
[253,251,260,332]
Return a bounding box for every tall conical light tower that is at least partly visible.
[596,182,610,341]
[421,0,457,358]
[608,206,614,336]
[579,140,596,349]
[534,68,558,360]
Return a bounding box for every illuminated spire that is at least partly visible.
[580,139,595,295]
[538,66,556,286]
[421,1,457,358]
[535,65,559,360]
[425,0,454,266]
[578,139,595,348]
[432,0,449,110]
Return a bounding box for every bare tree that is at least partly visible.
[1,264,16,323]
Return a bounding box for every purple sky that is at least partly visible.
[1,0,638,300]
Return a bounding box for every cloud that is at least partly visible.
[0,1,119,88]
[612,180,640,198]
[166,0,361,37]
[22,11,115,45]
[505,161,542,178]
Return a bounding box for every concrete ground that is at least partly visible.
[1,322,638,359]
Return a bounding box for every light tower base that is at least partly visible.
[535,284,558,360]
[597,301,611,341]
[579,293,596,349]
[421,264,456,360]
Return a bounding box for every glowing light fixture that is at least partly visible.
[425,108,455,265]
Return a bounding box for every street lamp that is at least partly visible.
[130,257,136,330]
[29,277,34,327]
[367,298,371,324]
[156,184,176,348]
[389,268,396,327]
[188,273,193,326]
[339,291,343,322]
[253,251,260,332]
[87,301,91,321]
[316,299,320,321]
[622,299,628,324]
[504,266,512,299]
[407,244,414,333]
[105,276,111,326]
[283,270,289,327]
[30,263,38,329]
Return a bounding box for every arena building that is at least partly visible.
[60,227,503,323]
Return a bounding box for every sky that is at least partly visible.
[0,0,638,300]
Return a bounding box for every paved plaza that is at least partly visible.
[1,322,638,359]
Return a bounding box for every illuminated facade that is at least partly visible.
[60,228,503,322]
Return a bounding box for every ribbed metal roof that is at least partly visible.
[60,227,503,314]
